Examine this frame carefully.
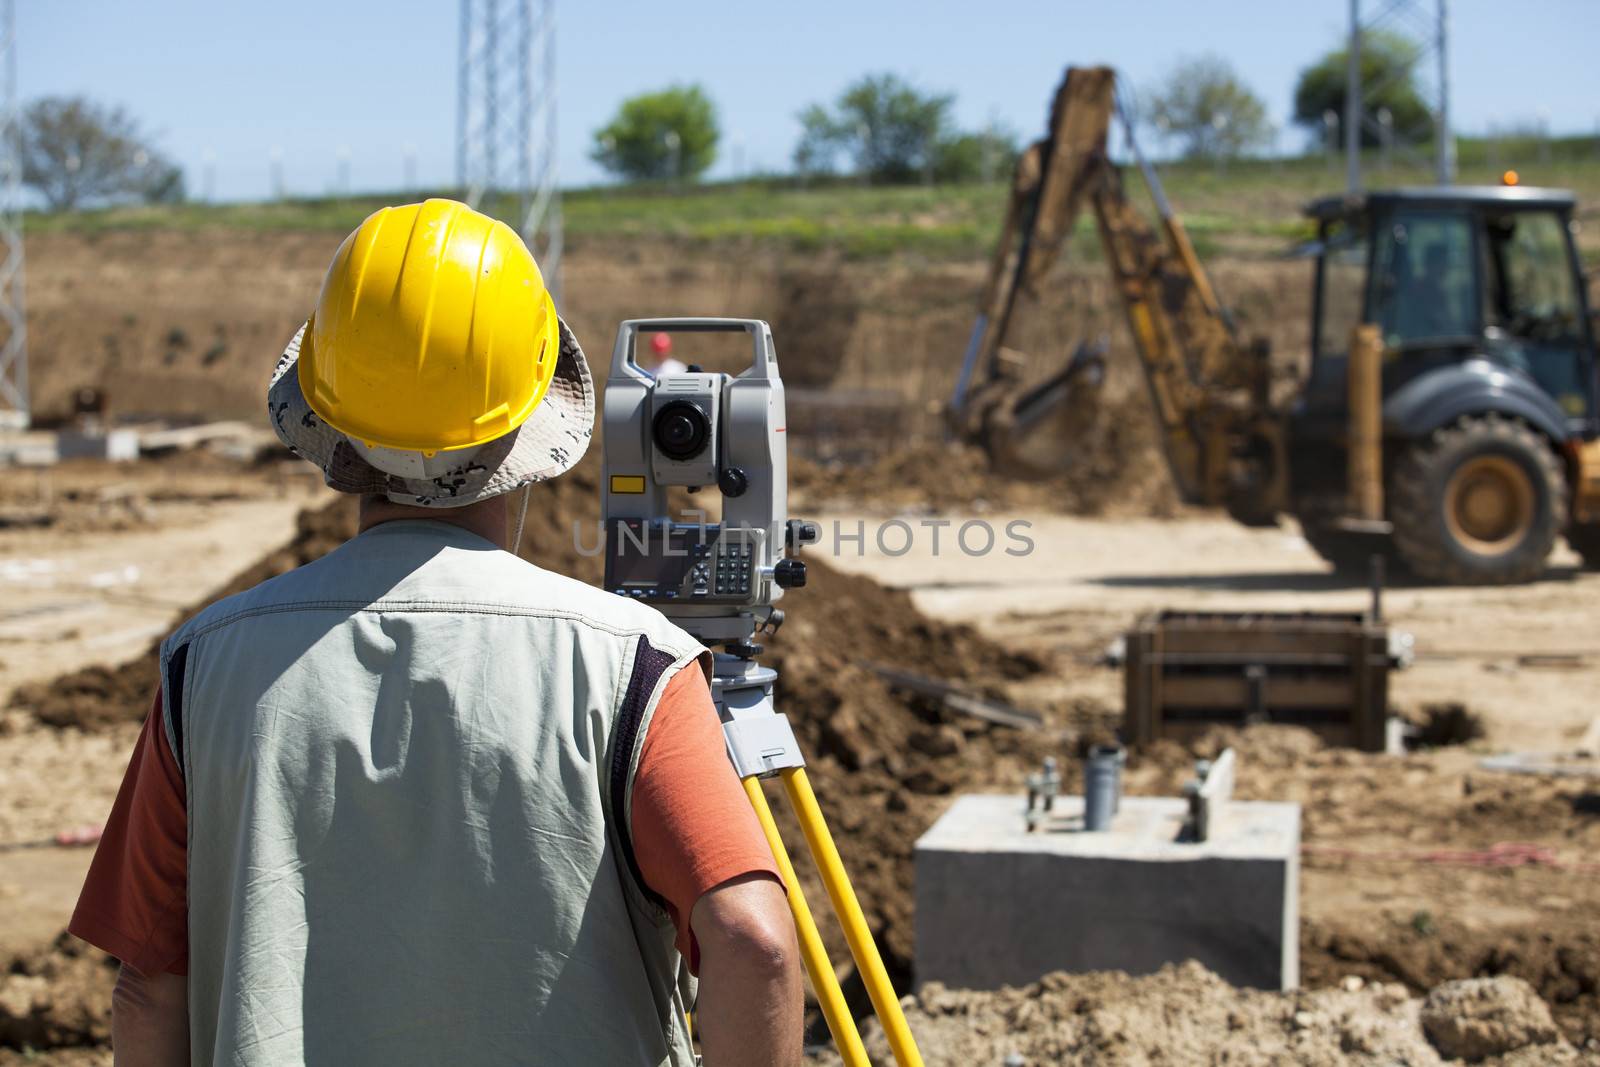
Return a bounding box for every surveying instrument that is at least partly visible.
[602,319,923,1066]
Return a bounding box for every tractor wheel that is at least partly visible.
[1294,496,1397,575]
[1390,414,1566,585]
[1566,523,1600,569]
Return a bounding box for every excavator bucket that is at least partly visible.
[979,338,1108,476]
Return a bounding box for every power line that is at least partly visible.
[1345,0,1454,192]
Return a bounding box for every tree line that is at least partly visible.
[25,32,1438,211]
[593,75,1019,186]
[593,32,1438,183]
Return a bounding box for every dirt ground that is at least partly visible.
[829,967,1585,1065]
[808,505,1600,1051]
[5,462,1599,1060]
[812,508,1600,752]
[0,456,327,701]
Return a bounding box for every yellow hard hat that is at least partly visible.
[298,198,559,456]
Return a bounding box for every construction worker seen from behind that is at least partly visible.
[68,199,804,1067]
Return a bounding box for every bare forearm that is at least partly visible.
[692,875,803,1067]
[696,943,804,1066]
[112,965,188,1067]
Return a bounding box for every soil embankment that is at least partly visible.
[24,229,1310,435]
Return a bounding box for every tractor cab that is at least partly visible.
[1290,185,1600,583]
[1302,185,1596,435]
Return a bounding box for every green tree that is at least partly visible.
[1144,55,1274,160]
[1293,31,1433,147]
[931,125,1019,183]
[591,85,719,182]
[21,96,184,211]
[794,73,953,183]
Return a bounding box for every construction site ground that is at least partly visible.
[3,456,1597,1062]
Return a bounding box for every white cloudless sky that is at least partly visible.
[19,0,1600,201]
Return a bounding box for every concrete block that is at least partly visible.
[915,793,1299,992]
[56,429,140,462]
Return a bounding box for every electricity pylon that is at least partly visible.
[456,0,562,302]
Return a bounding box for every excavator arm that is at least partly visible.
[950,66,1286,523]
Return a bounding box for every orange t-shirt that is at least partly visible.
[70,666,779,976]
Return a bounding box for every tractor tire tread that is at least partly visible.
[1390,413,1566,585]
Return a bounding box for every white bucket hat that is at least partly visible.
[267,317,594,508]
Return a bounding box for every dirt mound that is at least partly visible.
[789,390,1181,519]
[1115,724,1600,1044]
[1305,917,1600,1048]
[1421,977,1564,1062]
[0,934,114,1053]
[26,228,1251,519]
[819,961,1580,1066]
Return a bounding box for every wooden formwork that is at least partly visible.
[1123,610,1391,753]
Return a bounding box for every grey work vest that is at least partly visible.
[158,520,706,1066]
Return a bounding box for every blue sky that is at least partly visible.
[21,0,1600,202]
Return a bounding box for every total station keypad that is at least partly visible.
[713,542,753,596]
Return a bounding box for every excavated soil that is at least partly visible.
[820,965,1581,1066]
[1111,724,1600,1046]
[5,448,1063,982]
[788,388,1182,520]
[8,490,361,731]
[0,935,114,1056]
[23,228,1309,446]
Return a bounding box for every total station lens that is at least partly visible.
[653,401,710,461]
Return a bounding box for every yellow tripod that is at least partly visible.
[715,654,924,1067]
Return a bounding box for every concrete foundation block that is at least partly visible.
[915,793,1300,991]
[56,429,140,462]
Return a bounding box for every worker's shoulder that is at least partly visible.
[161,553,334,649]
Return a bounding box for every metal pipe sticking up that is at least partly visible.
[1083,744,1124,832]
[1024,756,1060,832]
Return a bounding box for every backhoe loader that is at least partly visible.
[950,66,1600,585]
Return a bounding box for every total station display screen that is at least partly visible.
[607,521,716,594]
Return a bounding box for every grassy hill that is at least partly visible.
[27,143,1600,261]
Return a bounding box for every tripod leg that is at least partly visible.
[780,767,925,1067]
[741,776,871,1067]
